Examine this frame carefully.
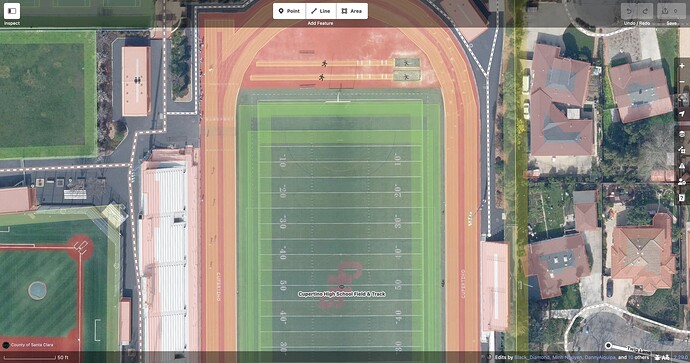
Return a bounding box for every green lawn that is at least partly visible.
[237,89,443,356]
[0,250,76,336]
[0,206,120,361]
[0,31,96,159]
[562,25,595,62]
[528,181,570,240]
[602,67,616,133]
[656,28,678,93]
[628,276,681,327]
[11,0,153,28]
[548,284,583,310]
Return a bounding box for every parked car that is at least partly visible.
[606,279,614,298]
[523,101,530,120]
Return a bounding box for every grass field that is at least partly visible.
[0,31,96,159]
[528,181,569,241]
[237,89,443,359]
[0,251,76,336]
[9,1,153,27]
[0,206,121,360]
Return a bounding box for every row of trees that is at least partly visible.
[170,27,191,99]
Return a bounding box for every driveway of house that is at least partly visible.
[604,276,636,308]
[580,229,603,306]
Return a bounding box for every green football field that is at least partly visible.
[0,31,96,159]
[0,206,121,361]
[12,0,153,27]
[237,89,444,359]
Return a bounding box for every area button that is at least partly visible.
[336,3,368,19]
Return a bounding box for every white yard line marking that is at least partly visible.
[94,319,101,342]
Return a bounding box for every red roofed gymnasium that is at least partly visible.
[122,46,150,117]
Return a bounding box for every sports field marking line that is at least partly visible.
[0,245,74,250]
[261,176,422,179]
[261,144,422,148]
[261,283,423,287]
[258,345,424,349]
[253,129,428,132]
[255,59,394,67]
[264,237,422,240]
[94,319,101,342]
[264,330,424,333]
[0,227,9,233]
[261,253,422,256]
[261,314,423,318]
[256,206,424,210]
[260,191,423,194]
[252,98,425,103]
[261,222,421,225]
[264,268,422,271]
[260,160,423,164]
[264,299,423,302]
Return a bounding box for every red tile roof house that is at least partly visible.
[611,213,676,294]
[526,234,591,299]
[530,44,594,157]
[573,190,598,231]
[609,63,673,124]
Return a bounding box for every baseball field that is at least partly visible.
[237,89,444,359]
[0,31,96,159]
[0,206,121,362]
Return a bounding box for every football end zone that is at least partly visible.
[237,89,444,359]
[0,205,122,362]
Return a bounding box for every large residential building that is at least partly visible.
[609,62,673,124]
[531,44,591,107]
[139,146,200,362]
[611,213,675,294]
[573,190,598,232]
[529,44,593,157]
[526,234,591,299]
[481,242,509,332]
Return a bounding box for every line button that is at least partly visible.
[307,3,337,19]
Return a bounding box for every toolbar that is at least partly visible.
[273,3,368,20]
